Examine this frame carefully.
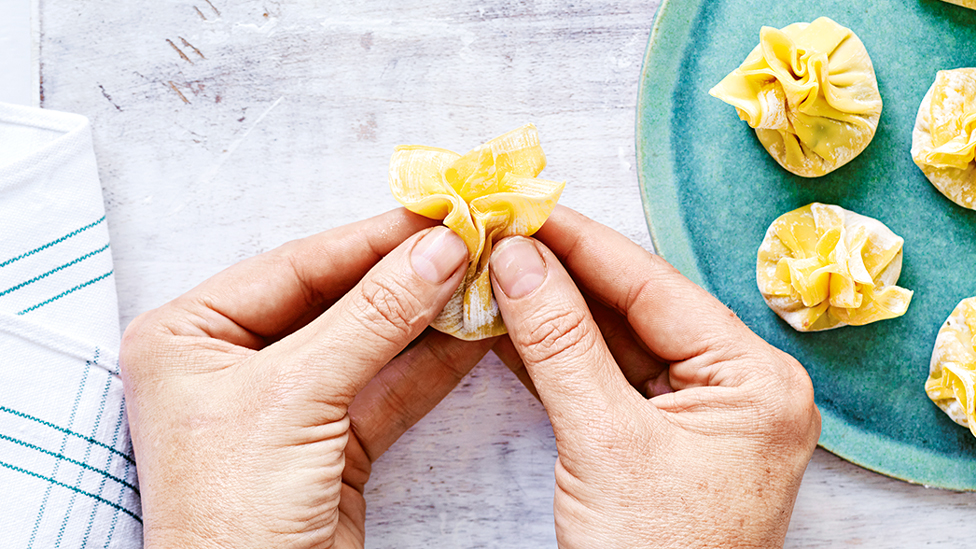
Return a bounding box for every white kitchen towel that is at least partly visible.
[0,102,142,547]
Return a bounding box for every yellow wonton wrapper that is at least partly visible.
[940,0,976,9]
[911,68,976,209]
[389,124,565,341]
[709,17,882,178]
[927,297,976,439]
[756,203,913,332]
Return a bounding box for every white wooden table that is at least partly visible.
[33,0,976,546]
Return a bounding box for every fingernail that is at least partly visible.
[491,236,546,298]
[411,226,468,283]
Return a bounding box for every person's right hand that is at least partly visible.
[489,206,821,548]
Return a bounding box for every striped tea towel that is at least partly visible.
[0,102,142,547]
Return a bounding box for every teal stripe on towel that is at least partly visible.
[16,271,114,315]
[0,460,142,524]
[0,244,110,298]
[0,433,139,495]
[0,407,134,466]
[0,216,106,269]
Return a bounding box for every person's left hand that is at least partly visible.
[120,209,494,549]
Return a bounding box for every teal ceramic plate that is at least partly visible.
[637,0,976,490]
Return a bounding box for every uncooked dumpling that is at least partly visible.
[756,203,913,332]
[911,68,976,209]
[940,0,976,9]
[926,297,976,439]
[709,17,883,177]
[389,124,565,341]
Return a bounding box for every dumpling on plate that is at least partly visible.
[389,124,565,341]
[939,0,976,9]
[756,203,913,332]
[709,17,883,178]
[911,68,976,209]
[926,297,976,439]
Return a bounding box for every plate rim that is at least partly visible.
[635,0,976,491]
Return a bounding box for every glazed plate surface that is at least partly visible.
[637,0,976,489]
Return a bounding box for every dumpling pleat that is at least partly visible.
[389,124,564,340]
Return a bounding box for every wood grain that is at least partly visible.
[36,0,976,546]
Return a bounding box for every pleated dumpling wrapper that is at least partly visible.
[911,68,976,209]
[709,17,882,178]
[389,124,565,341]
[927,297,976,439]
[756,203,913,332]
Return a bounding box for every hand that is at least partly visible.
[489,206,821,548]
[120,210,494,548]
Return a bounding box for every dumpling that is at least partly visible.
[709,17,883,178]
[389,124,565,341]
[926,297,976,439]
[756,203,913,331]
[939,0,976,9]
[911,68,976,209]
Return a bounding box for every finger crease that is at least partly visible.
[284,250,323,310]
[423,340,469,383]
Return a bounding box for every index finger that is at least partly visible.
[166,208,439,345]
[533,206,757,363]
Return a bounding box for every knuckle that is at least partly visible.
[786,360,819,432]
[759,350,820,445]
[353,275,424,342]
[518,306,595,365]
[776,353,815,412]
[119,311,163,378]
[119,314,146,354]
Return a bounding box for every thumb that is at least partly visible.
[268,225,468,406]
[489,236,635,432]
